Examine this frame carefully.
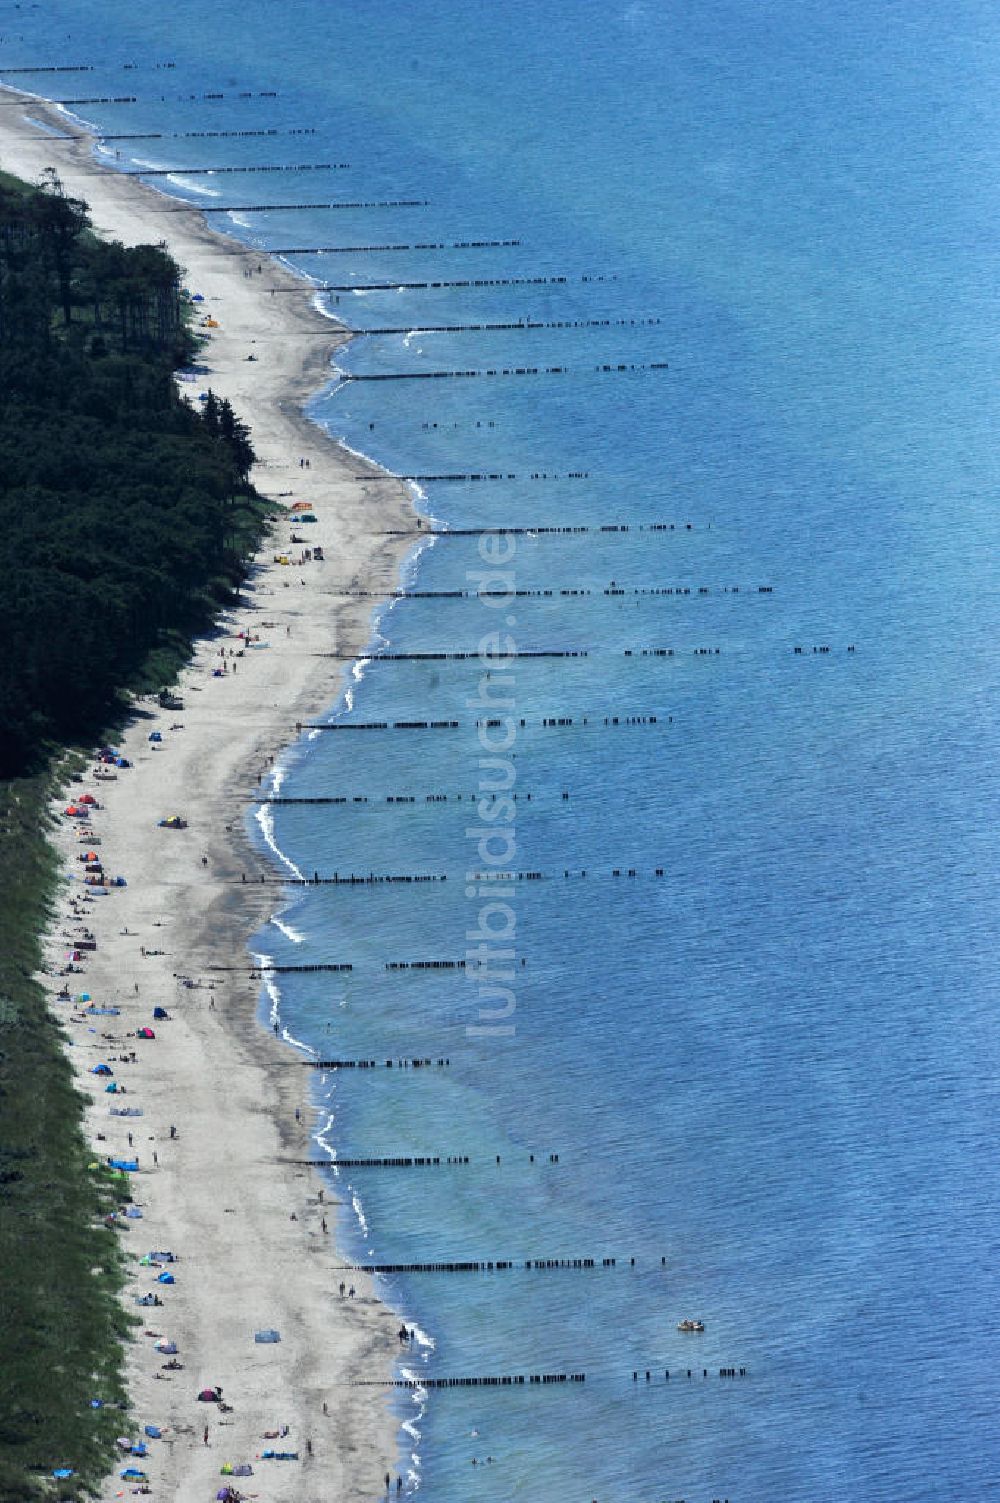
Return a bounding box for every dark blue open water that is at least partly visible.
[6,3,1000,1497]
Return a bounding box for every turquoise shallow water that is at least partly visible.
[6,3,1000,1497]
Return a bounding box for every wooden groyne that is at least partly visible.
[317,583,771,599]
[99,128,318,140]
[122,160,348,176]
[315,649,590,661]
[353,316,661,335]
[292,1156,470,1168]
[346,1368,747,1389]
[309,646,719,662]
[355,470,588,481]
[253,792,545,804]
[199,199,428,213]
[377,521,696,535]
[233,863,728,886]
[335,1256,630,1273]
[2,63,98,73]
[294,1154,559,1167]
[267,237,521,254]
[341,360,668,382]
[297,713,662,730]
[350,1373,586,1389]
[2,60,175,73]
[306,1058,450,1070]
[207,961,354,974]
[47,89,280,105]
[271,274,616,292]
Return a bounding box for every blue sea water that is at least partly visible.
[5,2,1000,1498]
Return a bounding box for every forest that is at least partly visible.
[0,171,269,1500]
[0,168,265,777]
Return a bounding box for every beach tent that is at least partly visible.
[153,1007,169,1019]
[154,1339,177,1353]
[104,1083,121,1093]
[290,501,312,511]
[109,1158,138,1172]
[299,514,318,523]
[254,1329,281,1343]
[144,1425,162,1439]
[150,1250,176,1262]
[191,293,205,302]
[198,1388,221,1402]
[51,1469,74,1479]
[120,1468,147,1480]
[125,1206,143,1218]
[79,793,97,805]
[137,1027,156,1039]
[156,1271,175,1284]
[148,731,163,742]
[158,815,187,829]
[130,1443,148,1456]
[91,1064,113,1075]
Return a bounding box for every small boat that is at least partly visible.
[677,1319,705,1333]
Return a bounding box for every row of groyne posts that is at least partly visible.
[346,1370,748,1390]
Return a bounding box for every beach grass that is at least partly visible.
[0,771,132,1502]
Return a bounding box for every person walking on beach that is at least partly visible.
[203,1425,209,1446]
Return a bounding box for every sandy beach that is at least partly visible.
[2,88,420,1500]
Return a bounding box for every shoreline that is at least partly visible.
[1,86,422,1499]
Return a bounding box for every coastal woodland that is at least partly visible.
[0,171,268,1499]
[0,168,261,778]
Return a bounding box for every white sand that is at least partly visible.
[2,89,422,1500]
